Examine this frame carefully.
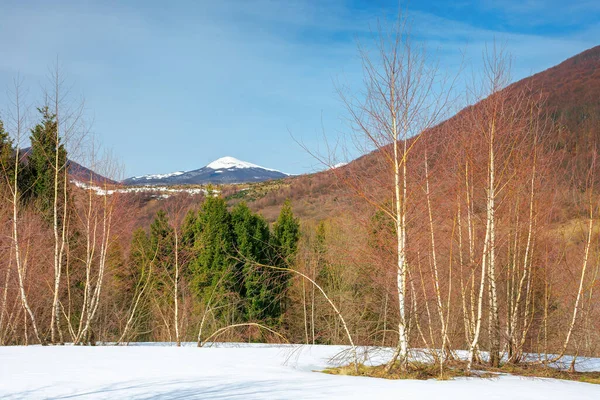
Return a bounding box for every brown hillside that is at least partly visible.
[240,45,600,221]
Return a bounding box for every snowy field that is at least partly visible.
[1,343,600,399]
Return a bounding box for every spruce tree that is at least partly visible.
[270,199,300,319]
[26,106,67,216]
[231,202,273,321]
[189,196,234,305]
[181,209,199,249]
[272,199,300,265]
[150,209,175,275]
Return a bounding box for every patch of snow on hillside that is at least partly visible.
[332,162,347,169]
[130,171,185,180]
[72,180,217,198]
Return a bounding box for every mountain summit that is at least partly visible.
[123,156,288,186]
[206,156,281,172]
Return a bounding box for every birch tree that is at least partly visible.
[44,62,85,344]
[7,78,44,344]
[337,14,452,371]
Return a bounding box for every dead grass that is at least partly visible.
[491,363,600,385]
[324,361,600,384]
[323,361,487,381]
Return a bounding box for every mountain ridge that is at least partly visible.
[122,156,288,186]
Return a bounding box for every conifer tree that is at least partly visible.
[270,199,300,318]
[0,119,30,197]
[181,209,199,249]
[26,107,67,216]
[272,199,300,266]
[150,209,175,275]
[189,197,234,304]
[231,202,273,320]
[0,119,15,188]
[129,229,152,278]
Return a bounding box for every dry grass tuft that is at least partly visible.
[323,361,485,381]
[324,361,600,384]
[492,363,600,385]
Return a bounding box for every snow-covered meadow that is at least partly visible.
[1,343,599,399]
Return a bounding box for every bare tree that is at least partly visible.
[465,46,512,370]
[72,148,119,344]
[118,237,158,344]
[335,13,453,371]
[45,61,85,344]
[545,150,597,364]
[7,78,44,344]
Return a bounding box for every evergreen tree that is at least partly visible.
[150,209,175,275]
[314,220,330,282]
[270,199,300,319]
[0,119,15,189]
[181,209,199,249]
[26,106,67,216]
[181,198,300,326]
[231,202,273,320]
[129,228,152,275]
[188,196,234,304]
[272,199,300,266]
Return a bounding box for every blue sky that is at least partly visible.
[0,0,598,178]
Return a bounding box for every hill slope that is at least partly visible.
[239,45,600,221]
[20,147,116,185]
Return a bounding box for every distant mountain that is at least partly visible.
[20,147,116,185]
[67,160,117,184]
[123,156,288,186]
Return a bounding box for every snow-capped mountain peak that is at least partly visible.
[206,156,279,172]
[123,156,288,186]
